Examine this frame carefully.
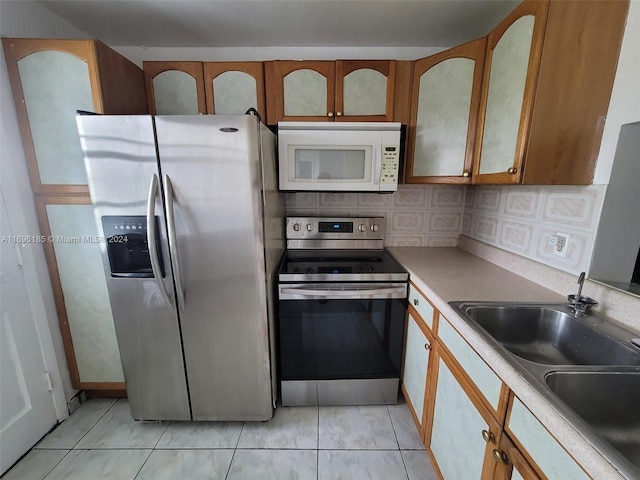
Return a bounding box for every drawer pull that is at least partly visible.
[413,298,419,306]
[424,342,431,351]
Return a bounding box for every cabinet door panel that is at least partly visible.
[213,71,257,114]
[283,69,328,117]
[415,58,474,177]
[342,68,387,116]
[17,51,93,185]
[402,313,430,423]
[507,397,589,480]
[479,15,535,176]
[152,70,201,115]
[43,200,124,384]
[431,357,488,480]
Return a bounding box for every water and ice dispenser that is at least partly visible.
[101,215,164,278]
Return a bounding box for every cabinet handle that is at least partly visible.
[424,342,431,351]
[336,111,343,117]
[507,167,517,175]
[462,171,470,178]
[481,430,495,443]
[328,112,334,118]
[413,298,419,306]
[492,449,508,464]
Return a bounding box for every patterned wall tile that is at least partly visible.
[475,188,502,213]
[462,213,472,235]
[390,210,426,233]
[386,234,424,247]
[502,189,540,220]
[498,220,534,255]
[425,235,459,247]
[533,227,593,274]
[355,193,392,208]
[472,215,499,244]
[318,192,355,209]
[427,211,462,233]
[430,186,465,209]
[540,187,604,231]
[465,187,476,210]
[285,192,318,209]
[391,185,428,209]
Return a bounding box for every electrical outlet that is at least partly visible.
[549,233,570,257]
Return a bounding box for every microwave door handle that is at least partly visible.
[147,174,175,313]
[372,144,382,186]
[164,174,186,313]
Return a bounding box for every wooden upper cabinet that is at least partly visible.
[335,60,396,122]
[473,0,629,185]
[203,62,265,117]
[405,38,486,185]
[265,60,335,124]
[2,38,147,194]
[264,60,410,125]
[143,61,206,115]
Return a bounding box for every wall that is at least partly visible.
[0,0,91,413]
[285,185,466,247]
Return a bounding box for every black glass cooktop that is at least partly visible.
[278,249,408,282]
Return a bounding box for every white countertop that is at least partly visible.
[387,246,636,480]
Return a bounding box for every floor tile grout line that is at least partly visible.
[223,420,245,479]
[316,405,320,480]
[35,449,72,480]
[131,448,154,480]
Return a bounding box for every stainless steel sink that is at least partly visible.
[448,301,640,478]
[545,371,640,469]
[460,304,640,365]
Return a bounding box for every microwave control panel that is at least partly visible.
[380,145,400,189]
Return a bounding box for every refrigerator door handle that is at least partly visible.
[147,174,176,312]
[164,174,186,313]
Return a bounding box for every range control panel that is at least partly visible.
[286,217,385,240]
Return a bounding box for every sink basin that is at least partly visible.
[546,371,640,470]
[460,304,640,366]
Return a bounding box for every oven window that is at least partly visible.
[278,298,405,381]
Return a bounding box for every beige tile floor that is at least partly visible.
[4,397,438,480]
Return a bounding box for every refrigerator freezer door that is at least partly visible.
[77,115,191,420]
[155,115,273,420]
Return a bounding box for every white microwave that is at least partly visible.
[277,122,401,192]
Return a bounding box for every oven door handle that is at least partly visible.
[279,284,407,300]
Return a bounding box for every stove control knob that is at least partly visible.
[306,223,314,232]
[292,223,301,232]
[358,223,366,232]
[368,266,375,273]
[306,267,314,274]
[370,224,379,232]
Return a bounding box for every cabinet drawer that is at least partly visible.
[438,314,502,410]
[508,397,588,480]
[408,283,434,329]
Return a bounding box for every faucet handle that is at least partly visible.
[568,294,598,315]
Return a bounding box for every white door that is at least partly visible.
[0,187,57,474]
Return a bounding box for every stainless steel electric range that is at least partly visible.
[277,217,409,406]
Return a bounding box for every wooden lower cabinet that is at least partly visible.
[426,347,502,480]
[401,289,590,480]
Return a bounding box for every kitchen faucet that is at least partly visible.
[568,272,598,316]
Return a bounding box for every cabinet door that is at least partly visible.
[2,39,101,194]
[143,61,206,115]
[264,60,335,124]
[402,312,432,434]
[428,350,501,480]
[335,60,395,122]
[473,0,549,184]
[36,196,125,390]
[493,434,541,480]
[405,39,485,184]
[203,62,265,117]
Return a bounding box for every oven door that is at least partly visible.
[277,282,407,406]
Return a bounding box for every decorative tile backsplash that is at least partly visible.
[285,185,466,247]
[463,185,606,275]
[284,183,606,276]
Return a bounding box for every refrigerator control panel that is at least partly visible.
[101,216,164,278]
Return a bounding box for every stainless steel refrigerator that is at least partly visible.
[76,114,283,421]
